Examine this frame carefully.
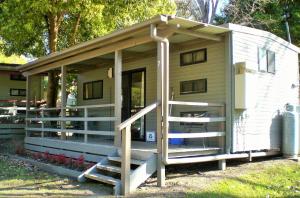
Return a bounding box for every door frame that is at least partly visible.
[122,67,146,141]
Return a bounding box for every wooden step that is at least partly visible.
[84,172,120,186]
[108,156,145,166]
[97,164,123,174]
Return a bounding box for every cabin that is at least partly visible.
[17,15,300,195]
[0,63,27,139]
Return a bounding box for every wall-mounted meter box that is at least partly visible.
[235,62,257,109]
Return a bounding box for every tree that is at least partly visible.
[0,0,176,107]
[217,0,300,46]
[175,0,219,24]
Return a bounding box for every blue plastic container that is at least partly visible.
[169,130,184,145]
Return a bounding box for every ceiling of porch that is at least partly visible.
[66,33,215,74]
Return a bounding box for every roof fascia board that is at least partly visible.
[23,35,154,76]
[18,15,168,72]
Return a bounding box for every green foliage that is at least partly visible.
[186,162,300,198]
[0,40,26,64]
[216,0,300,46]
[0,0,176,57]
[0,53,26,64]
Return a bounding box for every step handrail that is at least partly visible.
[118,102,158,131]
[118,101,159,195]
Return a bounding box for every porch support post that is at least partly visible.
[156,41,165,187]
[114,50,122,147]
[61,65,67,140]
[25,75,31,137]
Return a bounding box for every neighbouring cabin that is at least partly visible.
[0,63,28,139]
[17,15,299,195]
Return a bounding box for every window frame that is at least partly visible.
[83,80,103,100]
[258,47,276,74]
[10,88,26,96]
[180,48,207,66]
[10,73,26,81]
[180,78,207,95]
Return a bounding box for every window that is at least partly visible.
[83,80,103,100]
[180,49,207,66]
[180,79,207,94]
[180,111,207,126]
[10,89,26,96]
[10,73,26,81]
[258,48,276,73]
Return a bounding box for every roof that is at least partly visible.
[0,63,20,71]
[18,15,230,73]
[222,23,300,53]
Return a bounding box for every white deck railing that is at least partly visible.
[26,104,116,142]
[164,100,226,164]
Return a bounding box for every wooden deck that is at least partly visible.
[25,136,220,162]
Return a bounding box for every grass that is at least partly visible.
[0,156,111,197]
[187,161,300,198]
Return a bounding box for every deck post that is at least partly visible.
[156,41,165,187]
[61,65,66,140]
[114,50,122,147]
[25,75,31,137]
[218,159,226,170]
[218,105,226,169]
[84,108,88,143]
[121,126,131,195]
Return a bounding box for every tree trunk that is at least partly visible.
[46,71,59,108]
[46,13,61,108]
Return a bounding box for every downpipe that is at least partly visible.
[150,24,170,165]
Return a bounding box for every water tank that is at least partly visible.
[282,104,299,159]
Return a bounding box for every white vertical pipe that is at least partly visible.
[156,41,165,187]
[162,41,169,162]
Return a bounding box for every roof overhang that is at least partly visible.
[222,23,300,53]
[0,63,20,71]
[18,15,230,75]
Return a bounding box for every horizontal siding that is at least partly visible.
[77,40,226,141]
[232,31,299,152]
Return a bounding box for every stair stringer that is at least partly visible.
[129,153,157,192]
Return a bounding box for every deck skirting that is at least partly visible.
[24,137,117,162]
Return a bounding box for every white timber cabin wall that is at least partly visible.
[77,40,226,141]
[0,71,26,100]
[229,24,299,152]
